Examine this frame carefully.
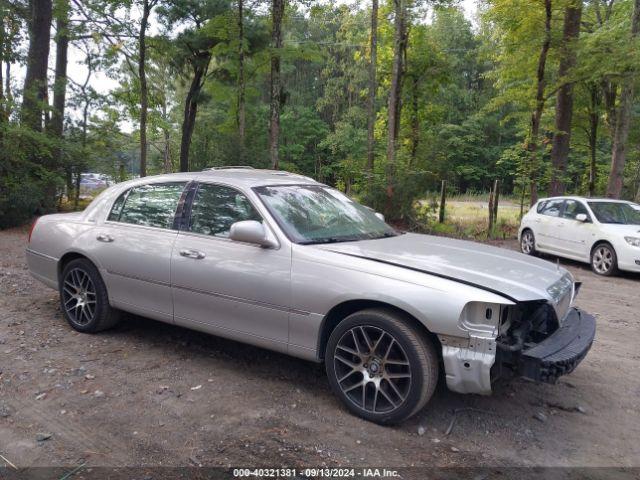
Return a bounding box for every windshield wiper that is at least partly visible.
[378,231,400,238]
[299,236,362,245]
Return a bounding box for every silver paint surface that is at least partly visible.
[26,169,574,394]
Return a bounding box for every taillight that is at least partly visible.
[28,218,39,243]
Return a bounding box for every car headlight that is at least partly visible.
[624,236,640,247]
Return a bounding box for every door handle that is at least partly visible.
[96,234,114,243]
[179,249,205,259]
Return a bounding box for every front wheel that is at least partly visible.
[325,309,439,424]
[591,243,618,276]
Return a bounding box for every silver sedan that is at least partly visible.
[26,168,596,424]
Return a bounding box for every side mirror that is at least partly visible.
[229,220,278,248]
[575,213,588,222]
[375,212,385,222]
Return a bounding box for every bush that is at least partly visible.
[0,172,48,228]
[358,164,435,225]
[0,125,62,229]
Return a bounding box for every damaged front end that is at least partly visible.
[494,301,596,384]
[440,276,596,395]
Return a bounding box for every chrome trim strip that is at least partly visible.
[25,248,59,262]
[106,270,171,287]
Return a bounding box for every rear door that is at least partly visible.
[556,199,595,259]
[93,182,187,323]
[170,182,291,352]
[536,199,566,252]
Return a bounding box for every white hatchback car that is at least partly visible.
[519,196,640,276]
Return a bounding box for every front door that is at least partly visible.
[171,182,291,352]
[93,182,187,323]
[536,198,566,252]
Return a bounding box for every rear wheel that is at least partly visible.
[60,258,121,332]
[591,243,618,276]
[325,308,438,424]
[520,229,537,255]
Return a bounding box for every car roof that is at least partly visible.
[537,196,635,204]
[110,168,321,190]
[82,168,322,221]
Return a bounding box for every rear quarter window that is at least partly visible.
[539,199,564,217]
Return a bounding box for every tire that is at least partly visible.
[325,308,439,425]
[520,229,537,256]
[59,258,121,332]
[591,243,618,276]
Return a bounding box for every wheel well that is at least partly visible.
[590,240,615,256]
[57,252,90,280]
[317,300,439,360]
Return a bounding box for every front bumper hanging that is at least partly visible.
[518,307,596,383]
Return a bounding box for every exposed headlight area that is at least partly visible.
[458,302,503,335]
[624,236,640,247]
[546,274,573,303]
[546,274,574,323]
[495,301,559,353]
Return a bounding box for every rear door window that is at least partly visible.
[108,183,186,229]
[539,199,564,217]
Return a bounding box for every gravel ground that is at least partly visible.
[0,225,639,469]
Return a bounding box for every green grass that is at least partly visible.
[416,197,522,240]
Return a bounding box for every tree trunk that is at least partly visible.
[237,0,246,162]
[163,127,171,173]
[385,0,407,207]
[1,8,11,114]
[607,0,640,198]
[588,85,600,197]
[409,75,419,166]
[51,0,69,203]
[4,62,10,110]
[138,0,153,178]
[0,4,4,119]
[635,159,640,202]
[549,0,582,196]
[51,0,69,140]
[269,0,285,170]
[527,0,552,205]
[179,59,209,172]
[366,0,378,179]
[161,101,171,173]
[76,100,89,208]
[21,0,53,131]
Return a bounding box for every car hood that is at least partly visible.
[315,233,571,302]
[599,224,640,236]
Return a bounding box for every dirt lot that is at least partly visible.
[1,225,639,470]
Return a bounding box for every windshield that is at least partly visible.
[254,184,398,244]
[588,201,640,225]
